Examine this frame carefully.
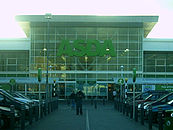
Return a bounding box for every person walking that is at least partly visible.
[70,90,76,109]
[75,90,85,115]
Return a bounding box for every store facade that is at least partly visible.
[1,15,166,99]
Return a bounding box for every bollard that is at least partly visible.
[45,100,48,116]
[52,100,54,112]
[148,105,152,130]
[158,107,163,130]
[21,104,25,130]
[40,102,43,118]
[91,97,93,105]
[50,100,53,112]
[35,104,39,121]
[120,102,122,113]
[29,102,32,125]
[49,100,51,113]
[48,101,50,114]
[10,105,15,130]
[0,109,2,128]
[103,98,105,105]
[123,103,125,115]
[130,105,133,119]
[140,102,144,125]
[94,99,97,109]
[57,97,59,110]
[126,103,129,117]
[114,99,116,110]
[135,104,138,122]
[117,101,119,111]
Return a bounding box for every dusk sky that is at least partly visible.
[0,0,173,38]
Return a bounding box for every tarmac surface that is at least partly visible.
[26,101,150,130]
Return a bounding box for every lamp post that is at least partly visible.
[49,65,52,100]
[120,65,124,103]
[133,68,136,119]
[45,13,52,101]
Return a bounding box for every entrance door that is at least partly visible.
[108,83,115,100]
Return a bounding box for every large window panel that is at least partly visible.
[108,65,117,71]
[7,66,16,71]
[166,66,173,72]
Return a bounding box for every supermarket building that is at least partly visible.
[0,15,173,99]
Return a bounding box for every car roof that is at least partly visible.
[151,92,173,104]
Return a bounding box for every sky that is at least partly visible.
[0,0,173,38]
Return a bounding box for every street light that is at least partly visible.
[45,13,52,102]
[120,65,124,103]
[49,65,53,100]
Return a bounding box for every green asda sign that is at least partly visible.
[57,40,116,57]
[156,85,173,92]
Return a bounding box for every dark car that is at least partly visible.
[138,92,169,109]
[152,100,173,112]
[0,89,29,110]
[11,91,39,107]
[148,99,173,122]
[144,92,173,111]
[0,89,30,128]
[0,106,20,128]
[126,90,168,105]
[164,108,173,129]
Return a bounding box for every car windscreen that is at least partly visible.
[15,92,30,100]
[152,92,173,104]
[1,90,16,100]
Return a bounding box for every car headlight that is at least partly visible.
[25,105,29,110]
[171,113,173,117]
[144,105,149,110]
[138,104,141,109]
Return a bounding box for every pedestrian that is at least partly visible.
[113,89,117,100]
[75,90,85,115]
[70,90,76,109]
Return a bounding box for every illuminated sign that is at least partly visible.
[57,40,116,57]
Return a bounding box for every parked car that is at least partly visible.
[0,89,30,128]
[0,89,29,110]
[126,90,168,105]
[11,91,39,107]
[138,92,169,109]
[147,99,173,122]
[144,92,173,111]
[0,106,20,128]
[164,108,173,130]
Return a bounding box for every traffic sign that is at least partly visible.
[9,79,16,86]
[38,68,42,82]
[118,78,124,85]
[133,68,136,82]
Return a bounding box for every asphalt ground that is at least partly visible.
[26,102,150,130]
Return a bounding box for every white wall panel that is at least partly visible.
[0,38,30,50]
[143,38,173,51]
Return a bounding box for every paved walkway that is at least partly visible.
[27,102,149,130]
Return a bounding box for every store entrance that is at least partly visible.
[57,81,110,100]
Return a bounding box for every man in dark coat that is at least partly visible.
[75,90,85,115]
[70,90,76,109]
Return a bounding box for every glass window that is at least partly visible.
[7,58,17,65]
[156,66,165,72]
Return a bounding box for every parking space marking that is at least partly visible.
[86,110,90,130]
